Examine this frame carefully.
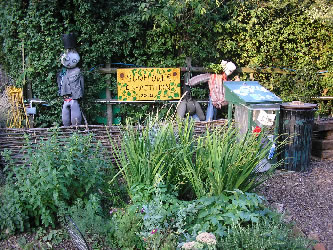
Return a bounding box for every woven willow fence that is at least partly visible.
[0,120,228,166]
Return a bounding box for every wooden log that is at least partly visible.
[105,63,113,126]
[327,131,333,140]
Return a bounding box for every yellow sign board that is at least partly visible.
[117,68,181,101]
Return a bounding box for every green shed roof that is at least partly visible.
[224,81,282,105]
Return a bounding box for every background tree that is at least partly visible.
[0,0,332,127]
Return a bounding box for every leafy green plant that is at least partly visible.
[32,227,67,249]
[206,63,224,74]
[17,236,37,250]
[137,182,185,249]
[0,184,29,235]
[64,193,113,249]
[268,65,324,103]
[41,229,65,246]
[111,115,279,201]
[132,183,274,246]
[0,131,111,233]
[192,190,274,237]
[110,206,145,249]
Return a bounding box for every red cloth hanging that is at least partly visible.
[208,73,228,109]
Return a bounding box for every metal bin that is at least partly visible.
[279,102,317,171]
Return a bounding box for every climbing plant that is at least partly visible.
[0,0,332,127]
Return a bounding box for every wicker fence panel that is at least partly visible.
[0,120,228,166]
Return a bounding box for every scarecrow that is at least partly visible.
[57,33,84,126]
[187,60,237,121]
[176,85,205,121]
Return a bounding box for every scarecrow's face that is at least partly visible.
[224,62,236,76]
[221,60,236,76]
[60,50,80,68]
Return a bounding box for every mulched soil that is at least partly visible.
[1,158,333,249]
[257,157,333,250]
[0,232,75,249]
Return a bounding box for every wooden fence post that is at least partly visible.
[184,57,192,85]
[22,41,34,128]
[106,63,113,126]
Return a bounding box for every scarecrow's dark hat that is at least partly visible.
[62,33,77,49]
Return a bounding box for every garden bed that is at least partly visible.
[1,158,331,249]
[0,119,326,249]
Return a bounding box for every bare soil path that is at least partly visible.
[257,158,333,249]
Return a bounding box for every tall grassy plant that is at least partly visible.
[110,115,195,200]
[182,125,276,198]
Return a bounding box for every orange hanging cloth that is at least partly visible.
[208,73,228,109]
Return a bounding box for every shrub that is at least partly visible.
[64,194,113,249]
[218,219,313,249]
[127,183,275,247]
[0,131,111,234]
[107,182,308,249]
[110,206,145,249]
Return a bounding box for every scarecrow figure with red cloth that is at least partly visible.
[187,60,237,121]
[57,33,84,126]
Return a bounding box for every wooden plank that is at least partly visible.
[312,96,333,101]
[313,130,333,140]
[117,68,181,101]
[93,99,208,104]
[312,149,333,159]
[314,122,333,132]
[184,57,192,85]
[312,139,333,150]
[100,65,330,76]
[327,131,333,140]
[106,63,113,126]
[99,67,117,74]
